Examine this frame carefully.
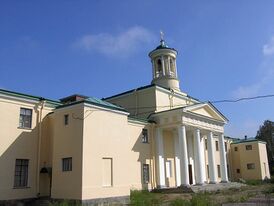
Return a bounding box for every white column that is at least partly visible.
[174,58,178,78]
[193,129,204,185]
[219,133,228,182]
[152,60,155,78]
[200,136,207,183]
[156,128,166,188]
[161,56,165,76]
[168,56,171,75]
[174,131,181,186]
[207,131,217,183]
[178,125,189,185]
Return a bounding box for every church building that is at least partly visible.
[0,37,270,205]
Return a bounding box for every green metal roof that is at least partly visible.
[85,97,126,112]
[0,88,61,107]
[56,96,127,113]
[231,138,267,144]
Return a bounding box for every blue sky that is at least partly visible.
[1,1,274,138]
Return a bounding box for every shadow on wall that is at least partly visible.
[0,114,52,201]
[131,131,151,190]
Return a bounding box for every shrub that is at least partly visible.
[245,179,263,185]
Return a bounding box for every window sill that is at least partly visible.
[17,127,32,130]
[13,186,30,189]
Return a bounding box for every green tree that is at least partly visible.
[256,120,274,174]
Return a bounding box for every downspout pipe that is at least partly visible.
[36,98,45,197]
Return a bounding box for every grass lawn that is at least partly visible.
[130,183,274,206]
[49,181,274,205]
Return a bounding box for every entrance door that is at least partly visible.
[188,164,193,185]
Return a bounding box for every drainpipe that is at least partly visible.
[36,98,45,197]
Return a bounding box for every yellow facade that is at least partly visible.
[230,140,270,180]
[0,85,270,204]
[0,39,271,204]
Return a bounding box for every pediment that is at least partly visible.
[183,103,228,123]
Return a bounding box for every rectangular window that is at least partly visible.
[62,157,72,171]
[246,145,252,150]
[234,147,238,151]
[19,108,32,128]
[141,129,148,143]
[205,139,208,150]
[247,163,255,170]
[215,141,219,151]
[143,164,150,183]
[217,165,221,178]
[102,158,113,187]
[225,142,227,152]
[64,114,69,125]
[14,159,29,188]
[236,169,240,174]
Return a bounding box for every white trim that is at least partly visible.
[0,93,40,105]
[183,103,228,123]
[127,119,148,126]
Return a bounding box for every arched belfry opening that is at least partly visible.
[149,32,180,91]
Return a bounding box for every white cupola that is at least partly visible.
[148,32,180,91]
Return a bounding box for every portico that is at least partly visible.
[150,103,229,188]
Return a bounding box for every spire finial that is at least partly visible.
[160,30,164,41]
[160,30,165,46]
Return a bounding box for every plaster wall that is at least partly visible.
[51,104,84,200]
[0,97,52,200]
[81,106,151,200]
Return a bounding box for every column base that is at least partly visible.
[195,183,204,186]
[209,181,217,184]
[220,180,229,183]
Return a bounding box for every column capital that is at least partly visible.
[177,124,185,128]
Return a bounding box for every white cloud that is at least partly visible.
[74,26,155,58]
[263,36,274,56]
[231,83,261,99]
[232,35,274,98]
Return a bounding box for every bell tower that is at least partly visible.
[149,32,180,91]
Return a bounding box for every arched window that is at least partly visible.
[157,59,162,73]
[170,58,175,76]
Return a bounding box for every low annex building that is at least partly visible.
[0,38,270,204]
